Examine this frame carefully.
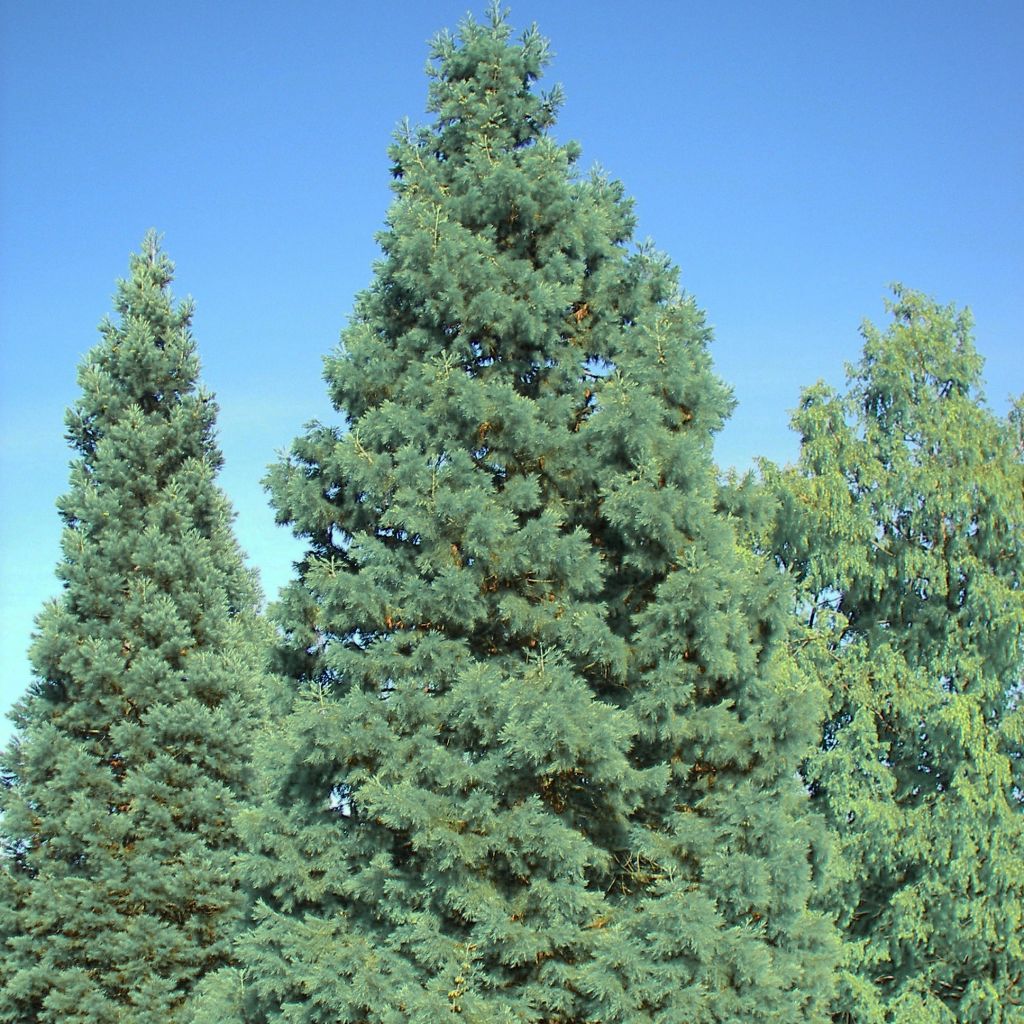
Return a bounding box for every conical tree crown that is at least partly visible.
[245,11,835,1022]
[768,287,1024,1022]
[0,233,266,1024]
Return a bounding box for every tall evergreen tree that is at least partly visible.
[0,234,267,1024]
[240,8,836,1021]
[766,287,1024,1022]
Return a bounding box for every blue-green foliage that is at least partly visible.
[0,235,267,1024]
[240,8,836,1021]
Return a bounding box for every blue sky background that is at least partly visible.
[2,0,1022,747]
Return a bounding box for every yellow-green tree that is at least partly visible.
[767,287,1024,1022]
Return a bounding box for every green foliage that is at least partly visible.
[766,287,1024,1022]
[241,8,836,1021]
[0,234,268,1024]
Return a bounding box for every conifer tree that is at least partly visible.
[0,234,267,1024]
[240,8,836,1021]
[766,288,1024,1022]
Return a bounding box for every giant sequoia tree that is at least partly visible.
[240,8,836,1022]
[767,288,1024,1023]
[0,235,266,1024]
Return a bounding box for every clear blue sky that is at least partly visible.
[2,1,1022,746]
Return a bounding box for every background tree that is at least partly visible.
[0,234,267,1024]
[240,8,836,1022]
[766,287,1024,1022]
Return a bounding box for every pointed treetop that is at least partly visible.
[421,5,560,159]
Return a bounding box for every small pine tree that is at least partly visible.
[766,287,1024,1022]
[240,7,837,1021]
[0,234,267,1024]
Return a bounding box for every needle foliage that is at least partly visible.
[239,8,836,1021]
[0,235,267,1024]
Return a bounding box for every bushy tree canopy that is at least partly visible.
[240,8,836,1022]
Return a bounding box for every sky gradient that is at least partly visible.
[2,1,1022,746]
